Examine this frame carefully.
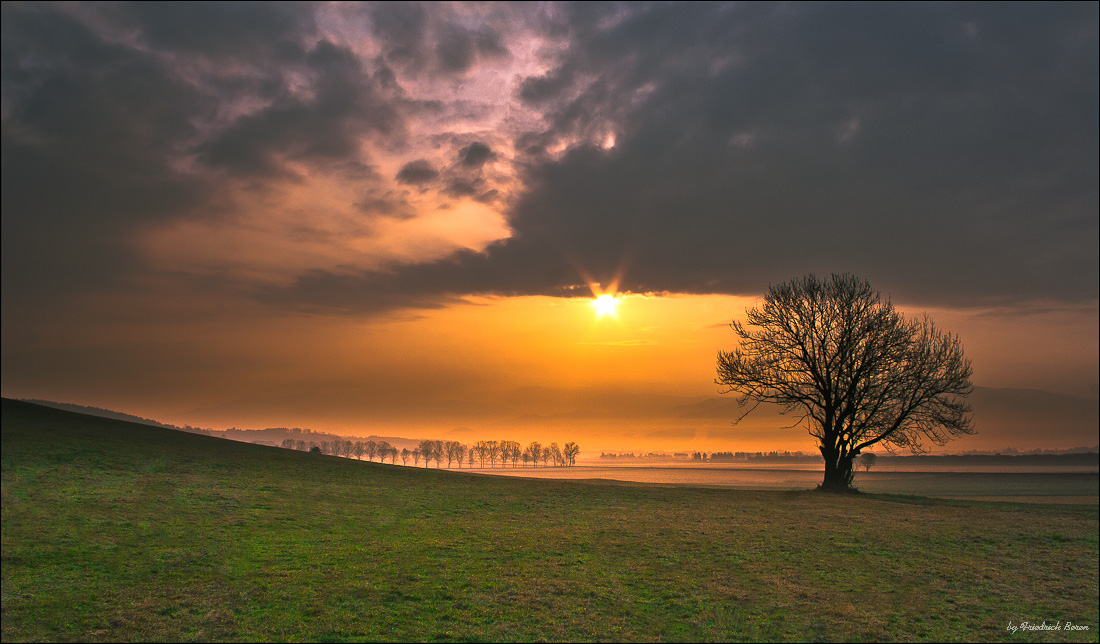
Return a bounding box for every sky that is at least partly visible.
[2,2,1097,454]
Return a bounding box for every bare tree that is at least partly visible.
[377,441,394,464]
[365,440,378,462]
[549,443,563,466]
[419,440,437,467]
[412,447,422,467]
[858,452,878,472]
[400,447,410,466]
[716,274,973,491]
[467,447,476,468]
[527,442,542,467]
[563,442,580,466]
[499,440,521,467]
[442,441,468,468]
[353,441,365,460]
[431,440,444,468]
[486,440,500,468]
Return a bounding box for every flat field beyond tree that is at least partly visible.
[2,400,1097,642]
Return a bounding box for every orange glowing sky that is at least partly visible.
[2,3,1097,454]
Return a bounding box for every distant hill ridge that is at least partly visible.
[21,399,177,429]
[17,399,422,450]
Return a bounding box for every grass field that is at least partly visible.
[2,399,1097,642]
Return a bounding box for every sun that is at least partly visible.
[591,293,620,319]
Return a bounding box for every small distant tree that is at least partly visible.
[500,440,521,467]
[342,440,353,458]
[377,441,393,464]
[468,447,476,468]
[412,447,422,466]
[445,441,467,468]
[281,439,295,449]
[486,440,500,468]
[522,450,531,467]
[365,440,378,462]
[295,439,307,451]
[858,453,878,472]
[563,442,580,466]
[400,448,410,466]
[309,445,322,454]
[353,441,365,460]
[418,440,435,467]
[527,442,542,467]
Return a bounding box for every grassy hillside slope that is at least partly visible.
[2,399,1097,642]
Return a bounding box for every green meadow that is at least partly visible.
[2,399,1097,642]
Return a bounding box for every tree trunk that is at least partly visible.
[819,447,856,491]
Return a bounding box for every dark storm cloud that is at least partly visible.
[458,142,495,168]
[367,1,430,73]
[395,159,439,185]
[435,24,510,75]
[367,2,511,77]
[1,2,404,305]
[198,39,405,178]
[434,141,498,199]
[1,4,215,297]
[357,1,1097,308]
[123,1,315,60]
[4,2,1097,317]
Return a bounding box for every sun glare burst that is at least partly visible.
[591,293,620,319]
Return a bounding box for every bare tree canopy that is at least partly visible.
[716,274,973,491]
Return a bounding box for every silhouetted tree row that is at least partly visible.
[279,438,398,463]
[279,437,580,468]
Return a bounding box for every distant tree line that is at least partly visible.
[599,452,691,460]
[690,450,816,462]
[279,438,580,468]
